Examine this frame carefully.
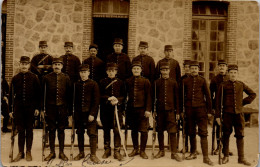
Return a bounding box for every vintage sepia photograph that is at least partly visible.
[1,0,259,166]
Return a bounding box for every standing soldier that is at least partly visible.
[99,63,126,161]
[155,45,181,83]
[73,64,101,163]
[83,44,105,83]
[126,61,152,159]
[106,38,132,81]
[154,62,182,162]
[1,76,11,132]
[42,58,71,161]
[9,56,41,162]
[60,42,81,83]
[210,59,230,155]
[215,65,256,166]
[132,41,155,83]
[181,60,213,166]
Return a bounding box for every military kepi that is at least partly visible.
[106,62,118,70]
[131,61,142,68]
[183,60,190,65]
[113,38,123,45]
[189,60,200,67]
[164,45,173,51]
[20,56,30,63]
[64,42,73,47]
[52,57,63,64]
[218,59,227,65]
[89,43,98,50]
[160,62,170,70]
[39,41,47,47]
[79,64,89,71]
[139,41,148,48]
[228,64,238,71]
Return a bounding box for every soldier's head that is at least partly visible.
[106,63,118,79]
[64,42,73,54]
[218,59,228,75]
[189,60,200,76]
[164,45,173,59]
[138,41,148,55]
[79,65,90,81]
[39,41,48,54]
[160,62,170,79]
[228,64,238,81]
[131,61,142,77]
[183,60,190,74]
[89,44,98,57]
[52,58,63,73]
[19,56,30,73]
[113,38,123,54]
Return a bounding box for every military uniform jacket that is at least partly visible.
[155,58,181,83]
[83,56,105,82]
[30,53,53,77]
[74,79,100,117]
[106,53,132,81]
[181,75,212,114]
[9,72,41,111]
[210,73,229,110]
[215,80,256,118]
[132,55,155,83]
[126,76,152,111]
[99,77,126,106]
[60,53,81,82]
[155,78,179,113]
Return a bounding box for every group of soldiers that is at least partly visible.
[3,38,256,166]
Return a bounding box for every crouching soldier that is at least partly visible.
[9,56,41,161]
[73,64,101,163]
[99,63,126,161]
[216,64,256,166]
[154,62,182,161]
[126,61,152,159]
[42,58,72,161]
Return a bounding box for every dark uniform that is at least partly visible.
[42,58,71,160]
[9,56,41,161]
[99,63,126,159]
[215,65,256,165]
[60,42,81,83]
[1,78,10,132]
[181,61,213,165]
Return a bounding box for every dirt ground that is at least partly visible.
[1,126,259,167]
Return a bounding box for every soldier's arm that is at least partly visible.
[203,79,212,114]
[145,79,152,112]
[209,78,216,110]
[155,61,160,80]
[215,84,223,118]
[176,62,181,84]
[67,76,73,116]
[34,75,42,111]
[30,56,41,75]
[90,82,100,117]
[242,83,256,105]
[174,81,180,114]
[150,58,156,83]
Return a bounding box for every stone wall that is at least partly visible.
[236,1,259,110]
[13,0,84,74]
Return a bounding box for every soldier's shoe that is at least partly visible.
[238,158,251,166]
[90,154,101,164]
[114,152,124,161]
[171,153,182,162]
[185,153,197,160]
[128,149,139,157]
[203,157,214,166]
[26,151,32,161]
[74,152,85,161]
[1,127,11,133]
[140,151,148,159]
[13,152,25,162]
[59,152,68,161]
[154,150,165,159]
[222,156,229,164]
[102,149,111,159]
[44,152,56,161]
[213,148,219,155]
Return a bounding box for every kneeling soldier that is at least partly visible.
[154,62,182,162]
[126,61,152,159]
[9,56,41,162]
[73,65,101,163]
[100,63,126,161]
[216,65,256,166]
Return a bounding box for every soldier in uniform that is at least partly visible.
[215,64,256,166]
[106,38,132,81]
[180,60,213,166]
[9,56,41,162]
[83,44,105,83]
[155,45,181,83]
[126,61,152,159]
[73,64,101,163]
[60,42,81,83]
[42,58,72,161]
[99,63,126,161]
[1,77,11,132]
[154,62,182,162]
[132,41,155,83]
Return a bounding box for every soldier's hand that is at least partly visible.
[3,96,8,104]
[9,112,13,119]
[216,118,221,125]
[88,115,94,122]
[176,114,180,121]
[207,113,213,119]
[34,109,40,116]
[144,111,151,118]
[111,98,119,106]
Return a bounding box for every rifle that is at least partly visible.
[42,83,47,162]
[218,85,224,165]
[70,83,76,161]
[151,83,157,160]
[211,116,216,155]
[9,85,15,163]
[182,81,186,160]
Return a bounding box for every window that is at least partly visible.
[192,1,228,81]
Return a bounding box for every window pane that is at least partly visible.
[192,4,199,14]
[217,6,226,15]
[192,52,198,60]
[217,42,224,51]
[199,72,205,77]
[192,31,199,40]
[217,52,225,60]
[113,0,120,13]
[120,1,129,13]
[199,5,206,14]
[210,52,216,61]
[210,32,217,41]
[218,32,225,41]
[199,31,206,41]
[211,21,217,30]
[199,42,206,51]
[210,6,217,14]
[192,41,197,50]
[199,62,204,71]
[209,62,216,71]
[218,21,225,31]
[101,0,109,13]
[200,20,206,30]
[192,20,199,30]
[94,0,101,13]
[210,42,216,51]
[198,52,204,61]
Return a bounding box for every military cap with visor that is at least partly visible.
[218,59,227,65]
[160,62,170,70]
[164,45,173,51]
[131,61,142,68]
[20,56,30,64]
[113,38,123,45]
[39,41,48,47]
[106,62,118,70]
[139,41,148,48]
[79,64,90,71]
[89,43,98,50]
[52,57,63,64]
[228,64,238,71]
[64,42,73,47]
[189,60,200,67]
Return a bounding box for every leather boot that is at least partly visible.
[114,151,124,161]
[13,152,25,162]
[74,152,85,161]
[25,150,32,161]
[203,156,214,166]
[129,130,139,157]
[102,149,111,159]
[185,153,197,160]
[18,130,25,154]
[171,153,182,162]
[222,135,230,157]
[58,131,65,154]
[140,132,148,159]
[237,138,251,166]
[154,150,165,159]
[26,129,33,153]
[222,156,229,164]
[200,136,209,157]
[44,152,56,161]
[90,154,101,164]
[128,149,139,157]
[59,152,68,161]
[140,151,148,159]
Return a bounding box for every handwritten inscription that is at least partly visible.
[82,154,112,166]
